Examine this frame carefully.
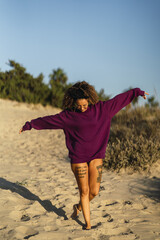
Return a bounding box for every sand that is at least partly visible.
[0,98,160,240]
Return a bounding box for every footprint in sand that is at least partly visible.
[9,210,23,221]
[109,234,137,240]
[123,201,132,205]
[0,225,7,230]
[102,213,114,222]
[14,226,39,239]
[105,201,118,207]
[108,227,133,236]
[21,214,31,221]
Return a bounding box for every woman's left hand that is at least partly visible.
[19,128,23,134]
[142,92,149,99]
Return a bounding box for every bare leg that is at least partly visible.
[88,159,103,201]
[71,159,103,229]
[71,163,91,229]
[73,159,103,211]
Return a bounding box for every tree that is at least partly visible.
[49,68,69,108]
[97,88,110,101]
[0,60,51,105]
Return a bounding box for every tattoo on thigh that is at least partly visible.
[96,165,103,183]
[75,166,87,179]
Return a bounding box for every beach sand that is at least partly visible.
[0,98,160,240]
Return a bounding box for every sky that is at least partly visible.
[0,0,160,103]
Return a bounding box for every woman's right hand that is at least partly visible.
[19,128,23,134]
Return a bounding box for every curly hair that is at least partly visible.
[63,81,99,111]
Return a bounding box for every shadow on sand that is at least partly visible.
[0,177,69,220]
[129,176,160,202]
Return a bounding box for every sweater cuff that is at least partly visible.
[139,89,145,96]
[135,88,145,97]
[22,121,32,131]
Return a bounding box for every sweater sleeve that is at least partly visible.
[22,112,65,131]
[104,88,145,118]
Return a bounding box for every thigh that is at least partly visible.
[71,162,89,194]
[88,159,103,191]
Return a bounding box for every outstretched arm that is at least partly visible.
[104,88,149,118]
[19,112,65,134]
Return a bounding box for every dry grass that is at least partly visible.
[104,107,160,172]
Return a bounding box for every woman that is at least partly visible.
[19,81,148,230]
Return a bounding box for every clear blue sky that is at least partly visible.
[0,0,160,103]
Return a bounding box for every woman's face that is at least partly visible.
[76,99,89,112]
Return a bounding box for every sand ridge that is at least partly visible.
[0,98,160,240]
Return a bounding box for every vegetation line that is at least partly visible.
[1,60,159,172]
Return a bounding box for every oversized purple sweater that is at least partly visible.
[22,88,144,163]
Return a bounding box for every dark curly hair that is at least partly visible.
[63,81,99,111]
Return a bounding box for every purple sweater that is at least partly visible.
[22,88,144,164]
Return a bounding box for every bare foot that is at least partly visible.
[71,204,81,219]
[82,224,91,230]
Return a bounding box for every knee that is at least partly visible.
[80,187,89,197]
[90,188,99,197]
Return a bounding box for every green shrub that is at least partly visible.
[104,107,160,172]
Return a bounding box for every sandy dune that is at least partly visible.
[0,98,160,240]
